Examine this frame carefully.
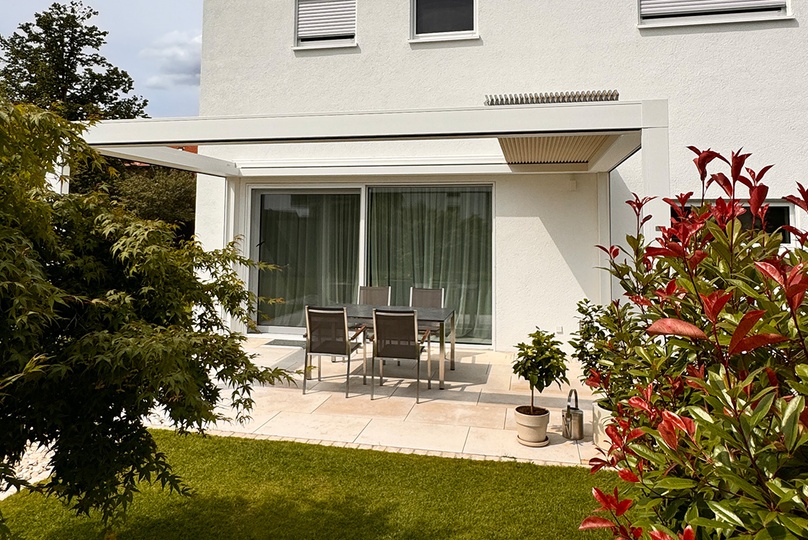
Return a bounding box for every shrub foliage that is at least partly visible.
[0,100,290,534]
[580,148,808,539]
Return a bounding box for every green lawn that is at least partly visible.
[1,430,613,539]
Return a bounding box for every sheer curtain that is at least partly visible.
[367,186,492,344]
[256,192,360,327]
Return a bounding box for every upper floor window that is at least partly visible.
[296,0,356,48]
[640,0,789,26]
[412,0,476,40]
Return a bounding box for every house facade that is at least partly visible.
[88,0,806,350]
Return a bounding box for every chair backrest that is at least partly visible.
[305,307,350,356]
[358,285,391,306]
[409,287,444,309]
[373,310,420,360]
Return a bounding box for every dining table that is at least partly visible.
[332,304,456,390]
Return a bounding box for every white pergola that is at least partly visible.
[85,99,669,186]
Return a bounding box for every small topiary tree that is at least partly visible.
[579,148,808,540]
[513,328,569,414]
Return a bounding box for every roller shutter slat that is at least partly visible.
[298,0,356,39]
[640,0,786,17]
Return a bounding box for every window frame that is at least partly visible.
[637,0,792,28]
[294,0,358,50]
[409,0,479,43]
[670,201,796,246]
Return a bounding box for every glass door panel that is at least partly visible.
[255,191,360,327]
[367,186,492,344]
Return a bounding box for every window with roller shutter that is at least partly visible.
[296,0,356,47]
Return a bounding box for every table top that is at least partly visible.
[330,304,454,324]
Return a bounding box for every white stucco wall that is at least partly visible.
[196,0,806,348]
[200,0,807,197]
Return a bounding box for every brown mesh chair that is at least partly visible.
[358,285,391,306]
[370,309,431,403]
[409,287,444,309]
[409,287,445,356]
[304,306,367,397]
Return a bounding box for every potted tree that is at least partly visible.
[512,328,569,447]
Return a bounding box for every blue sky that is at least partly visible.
[0,1,202,117]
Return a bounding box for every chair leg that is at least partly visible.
[303,354,308,394]
[317,356,322,381]
[362,341,368,385]
[346,354,350,398]
[416,358,420,404]
[427,344,432,390]
[370,355,375,400]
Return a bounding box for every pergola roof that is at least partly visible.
[84,100,668,177]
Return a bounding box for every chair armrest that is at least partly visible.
[349,324,367,341]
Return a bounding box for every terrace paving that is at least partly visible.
[149,337,605,467]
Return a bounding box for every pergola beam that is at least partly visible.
[96,146,241,177]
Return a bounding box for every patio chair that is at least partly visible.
[409,287,444,309]
[358,285,391,306]
[371,309,431,403]
[409,287,445,356]
[304,306,367,397]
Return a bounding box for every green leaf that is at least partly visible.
[781,396,804,452]
[707,500,745,527]
[654,477,698,490]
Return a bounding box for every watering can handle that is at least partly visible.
[567,389,578,410]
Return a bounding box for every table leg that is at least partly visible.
[439,321,446,390]
[450,312,456,370]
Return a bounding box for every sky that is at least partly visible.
[0,0,203,117]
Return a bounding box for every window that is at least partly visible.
[412,0,476,38]
[251,185,494,345]
[367,186,492,344]
[254,190,361,327]
[671,203,792,243]
[639,0,788,25]
[296,0,356,47]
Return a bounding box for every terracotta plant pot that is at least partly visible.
[514,405,550,447]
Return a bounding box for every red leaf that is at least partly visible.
[618,468,640,483]
[709,172,733,197]
[628,396,651,414]
[699,291,732,324]
[661,410,689,433]
[658,420,678,449]
[688,250,707,269]
[615,497,633,517]
[579,516,616,530]
[627,428,645,442]
[650,532,676,540]
[784,194,808,213]
[592,487,614,511]
[755,261,785,287]
[733,333,788,354]
[682,525,695,540]
[589,457,609,474]
[755,164,774,184]
[647,318,708,340]
[728,310,766,355]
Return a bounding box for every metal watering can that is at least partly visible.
[562,389,584,441]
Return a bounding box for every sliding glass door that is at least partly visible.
[254,191,360,327]
[366,186,492,344]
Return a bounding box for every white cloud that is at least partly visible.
[140,31,202,90]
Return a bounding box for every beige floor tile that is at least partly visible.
[355,418,470,453]
[482,364,515,392]
[254,411,370,442]
[314,394,415,419]
[463,427,582,464]
[406,401,508,429]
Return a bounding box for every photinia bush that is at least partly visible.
[579,148,808,539]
